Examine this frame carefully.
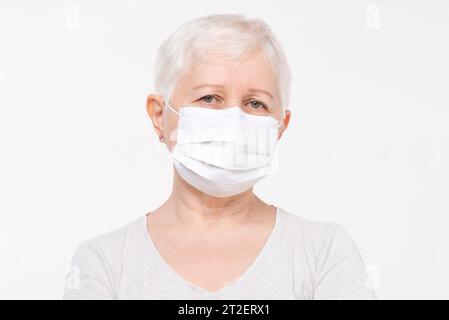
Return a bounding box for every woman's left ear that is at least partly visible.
[278,109,291,139]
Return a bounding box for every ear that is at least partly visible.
[146,94,165,140]
[278,109,291,139]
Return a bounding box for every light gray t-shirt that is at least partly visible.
[63,207,377,299]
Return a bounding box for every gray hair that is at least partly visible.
[153,14,292,109]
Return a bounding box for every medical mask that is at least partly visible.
[163,99,283,198]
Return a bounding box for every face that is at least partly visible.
[146,50,291,151]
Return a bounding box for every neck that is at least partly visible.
[165,167,261,229]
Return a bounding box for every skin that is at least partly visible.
[145,49,291,293]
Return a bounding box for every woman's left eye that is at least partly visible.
[249,100,268,110]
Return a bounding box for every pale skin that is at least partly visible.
[145,49,291,293]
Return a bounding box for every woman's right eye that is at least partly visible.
[199,95,218,103]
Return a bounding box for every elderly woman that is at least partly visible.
[64,14,377,300]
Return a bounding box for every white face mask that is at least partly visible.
[163,99,283,198]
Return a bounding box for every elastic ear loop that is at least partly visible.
[276,108,286,129]
[158,99,179,143]
[163,99,180,116]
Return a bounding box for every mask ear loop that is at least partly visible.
[158,98,180,144]
[163,98,180,116]
[276,108,285,129]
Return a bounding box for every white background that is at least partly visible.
[0,0,448,299]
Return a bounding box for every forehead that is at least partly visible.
[180,50,279,94]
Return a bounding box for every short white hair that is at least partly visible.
[153,14,292,109]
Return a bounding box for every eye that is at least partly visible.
[199,95,219,104]
[248,99,268,110]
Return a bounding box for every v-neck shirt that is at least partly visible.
[63,207,377,299]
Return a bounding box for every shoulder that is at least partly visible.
[278,207,341,247]
[278,207,362,262]
[70,215,146,270]
[277,207,377,299]
[63,215,145,299]
[78,215,145,253]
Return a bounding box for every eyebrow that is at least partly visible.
[192,84,274,100]
[248,88,274,100]
[192,84,225,91]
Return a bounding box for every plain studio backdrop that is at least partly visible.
[0,0,448,299]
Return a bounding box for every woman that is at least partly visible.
[63,14,377,300]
